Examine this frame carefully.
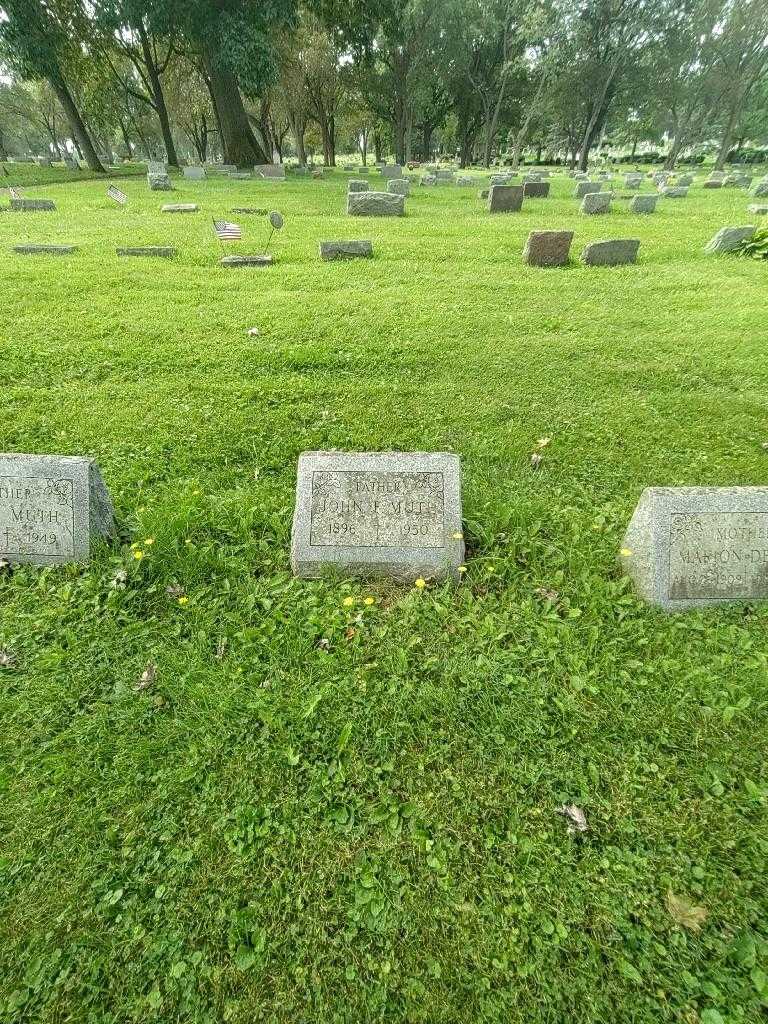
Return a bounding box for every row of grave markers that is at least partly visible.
[1,451,766,613]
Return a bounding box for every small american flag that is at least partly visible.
[9,186,20,199]
[213,218,241,241]
[107,184,127,205]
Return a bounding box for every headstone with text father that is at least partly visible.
[0,454,116,566]
[291,451,464,581]
[621,487,768,610]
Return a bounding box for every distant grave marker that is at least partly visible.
[488,184,523,212]
[347,192,405,216]
[319,240,373,261]
[523,230,573,267]
[581,239,639,266]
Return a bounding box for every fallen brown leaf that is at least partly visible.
[665,890,708,932]
[135,662,157,691]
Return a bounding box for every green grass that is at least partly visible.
[1,161,148,188]
[1,166,768,1024]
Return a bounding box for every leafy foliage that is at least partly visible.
[739,226,768,260]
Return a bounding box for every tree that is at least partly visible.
[148,0,298,166]
[92,0,180,165]
[0,0,105,171]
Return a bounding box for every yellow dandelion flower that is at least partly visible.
[133,549,144,561]
[177,596,189,606]
[620,547,633,557]
[488,565,495,573]
[363,596,375,606]
[414,578,426,589]
[457,565,467,574]
[342,596,355,607]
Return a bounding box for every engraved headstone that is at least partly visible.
[348,179,370,192]
[574,181,603,199]
[254,164,286,179]
[161,203,198,213]
[523,180,550,198]
[387,177,411,196]
[183,166,206,180]
[704,226,755,254]
[147,173,172,191]
[522,230,573,267]
[220,254,273,267]
[580,192,611,215]
[10,199,56,212]
[14,244,76,255]
[621,487,768,610]
[116,246,176,258]
[630,195,658,214]
[0,454,116,566]
[319,240,373,261]
[379,165,403,180]
[488,184,523,213]
[347,192,405,217]
[581,238,639,266]
[292,452,464,581]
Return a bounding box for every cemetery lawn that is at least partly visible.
[2,168,768,1024]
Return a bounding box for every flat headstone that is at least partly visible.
[621,487,768,610]
[13,244,76,255]
[254,164,286,179]
[291,451,464,582]
[747,204,768,216]
[751,181,768,197]
[703,179,723,189]
[488,184,523,213]
[348,179,370,192]
[523,181,550,198]
[581,238,640,266]
[630,195,658,214]
[319,240,373,261]
[704,226,755,254]
[455,175,474,186]
[347,191,405,217]
[580,192,611,215]
[522,230,573,267]
[574,181,604,199]
[231,207,268,214]
[220,254,274,267]
[379,165,403,180]
[161,203,198,213]
[183,166,206,180]
[116,246,176,258]
[387,178,411,196]
[661,186,688,198]
[147,173,172,191]
[0,454,116,566]
[10,199,56,212]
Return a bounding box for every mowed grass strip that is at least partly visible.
[1,168,767,1023]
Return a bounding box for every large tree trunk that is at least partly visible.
[49,76,105,172]
[577,63,618,172]
[118,117,133,159]
[289,111,307,165]
[374,130,382,163]
[0,129,8,161]
[201,50,267,166]
[713,101,741,171]
[138,22,178,167]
